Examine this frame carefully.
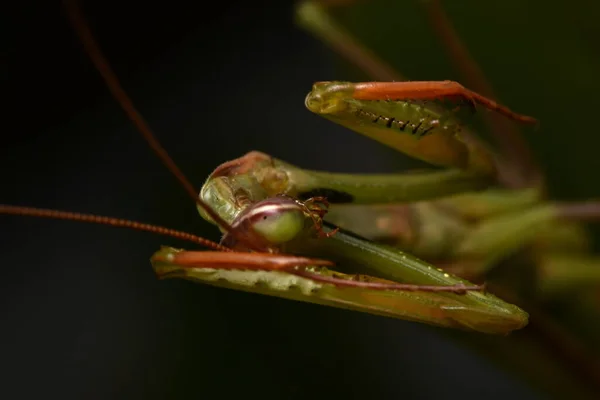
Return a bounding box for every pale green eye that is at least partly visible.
[252,209,305,244]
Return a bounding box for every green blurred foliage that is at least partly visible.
[300,0,600,398]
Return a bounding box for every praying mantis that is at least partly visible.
[3,0,539,335]
[1,0,600,398]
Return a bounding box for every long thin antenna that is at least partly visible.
[1,204,232,252]
[61,0,250,246]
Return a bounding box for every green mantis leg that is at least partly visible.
[325,192,600,295]
[199,150,492,229]
[296,0,542,189]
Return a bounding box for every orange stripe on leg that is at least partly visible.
[153,251,334,271]
[352,81,537,125]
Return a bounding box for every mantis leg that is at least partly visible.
[203,151,493,208]
[152,248,483,293]
[280,225,528,334]
[296,0,539,187]
[150,237,527,334]
[152,250,334,272]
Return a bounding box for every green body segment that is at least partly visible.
[283,226,528,333]
[324,188,550,262]
[305,82,496,176]
[199,151,493,231]
[324,202,471,260]
[325,187,595,290]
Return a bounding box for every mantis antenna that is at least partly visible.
[0,205,231,251]
[61,0,258,249]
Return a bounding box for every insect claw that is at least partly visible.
[295,195,338,238]
[306,196,331,208]
[457,282,487,294]
[304,196,332,216]
[318,226,340,238]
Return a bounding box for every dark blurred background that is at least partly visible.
[3,1,597,399]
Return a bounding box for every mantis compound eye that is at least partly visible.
[250,200,306,244]
[220,197,308,251]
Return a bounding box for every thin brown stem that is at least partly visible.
[421,0,543,189]
[491,284,600,393]
[296,1,404,81]
[556,200,600,222]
